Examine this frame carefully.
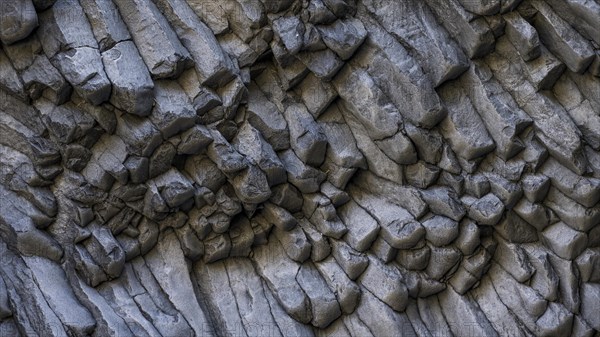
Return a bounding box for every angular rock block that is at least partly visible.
[113,0,192,79]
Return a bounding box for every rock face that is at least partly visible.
[0,0,598,336]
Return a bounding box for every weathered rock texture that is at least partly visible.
[1,0,599,336]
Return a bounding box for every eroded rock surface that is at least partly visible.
[0,0,598,335]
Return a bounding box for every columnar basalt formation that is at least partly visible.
[1,0,599,336]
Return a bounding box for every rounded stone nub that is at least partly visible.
[0,0,38,45]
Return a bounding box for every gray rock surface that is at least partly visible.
[0,0,38,45]
[0,0,598,335]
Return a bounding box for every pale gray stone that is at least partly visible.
[466,193,505,226]
[405,161,440,189]
[580,283,600,330]
[157,0,237,86]
[488,174,523,209]
[102,42,154,116]
[317,18,366,60]
[461,62,532,160]
[360,17,445,129]
[296,73,337,118]
[523,245,560,301]
[438,81,496,161]
[0,50,26,100]
[545,187,600,232]
[356,290,415,337]
[295,219,329,262]
[493,237,535,282]
[177,124,213,155]
[207,128,248,174]
[297,263,341,328]
[541,158,600,208]
[425,245,462,280]
[261,202,297,231]
[269,183,304,213]
[280,149,326,194]
[425,0,495,58]
[362,0,468,86]
[233,123,286,186]
[308,0,337,25]
[504,12,540,61]
[113,0,192,79]
[185,155,226,192]
[318,104,366,169]
[283,103,328,167]
[521,44,566,91]
[342,110,403,183]
[396,245,430,271]
[337,199,379,252]
[24,256,96,335]
[253,234,312,324]
[532,0,595,73]
[422,215,459,247]
[246,84,290,150]
[494,210,539,244]
[542,222,588,260]
[513,198,555,232]
[79,0,130,51]
[144,232,214,336]
[305,195,347,239]
[273,16,304,55]
[404,123,443,165]
[148,142,176,178]
[420,186,466,221]
[491,37,587,175]
[38,0,111,105]
[374,131,417,165]
[359,256,408,312]
[439,282,499,337]
[331,240,368,280]
[521,174,551,203]
[83,226,125,279]
[0,187,63,261]
[333,65,401,140]
[274,225,311,262]
[296,48,344,80]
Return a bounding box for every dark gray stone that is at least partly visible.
[0,0,38,45]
